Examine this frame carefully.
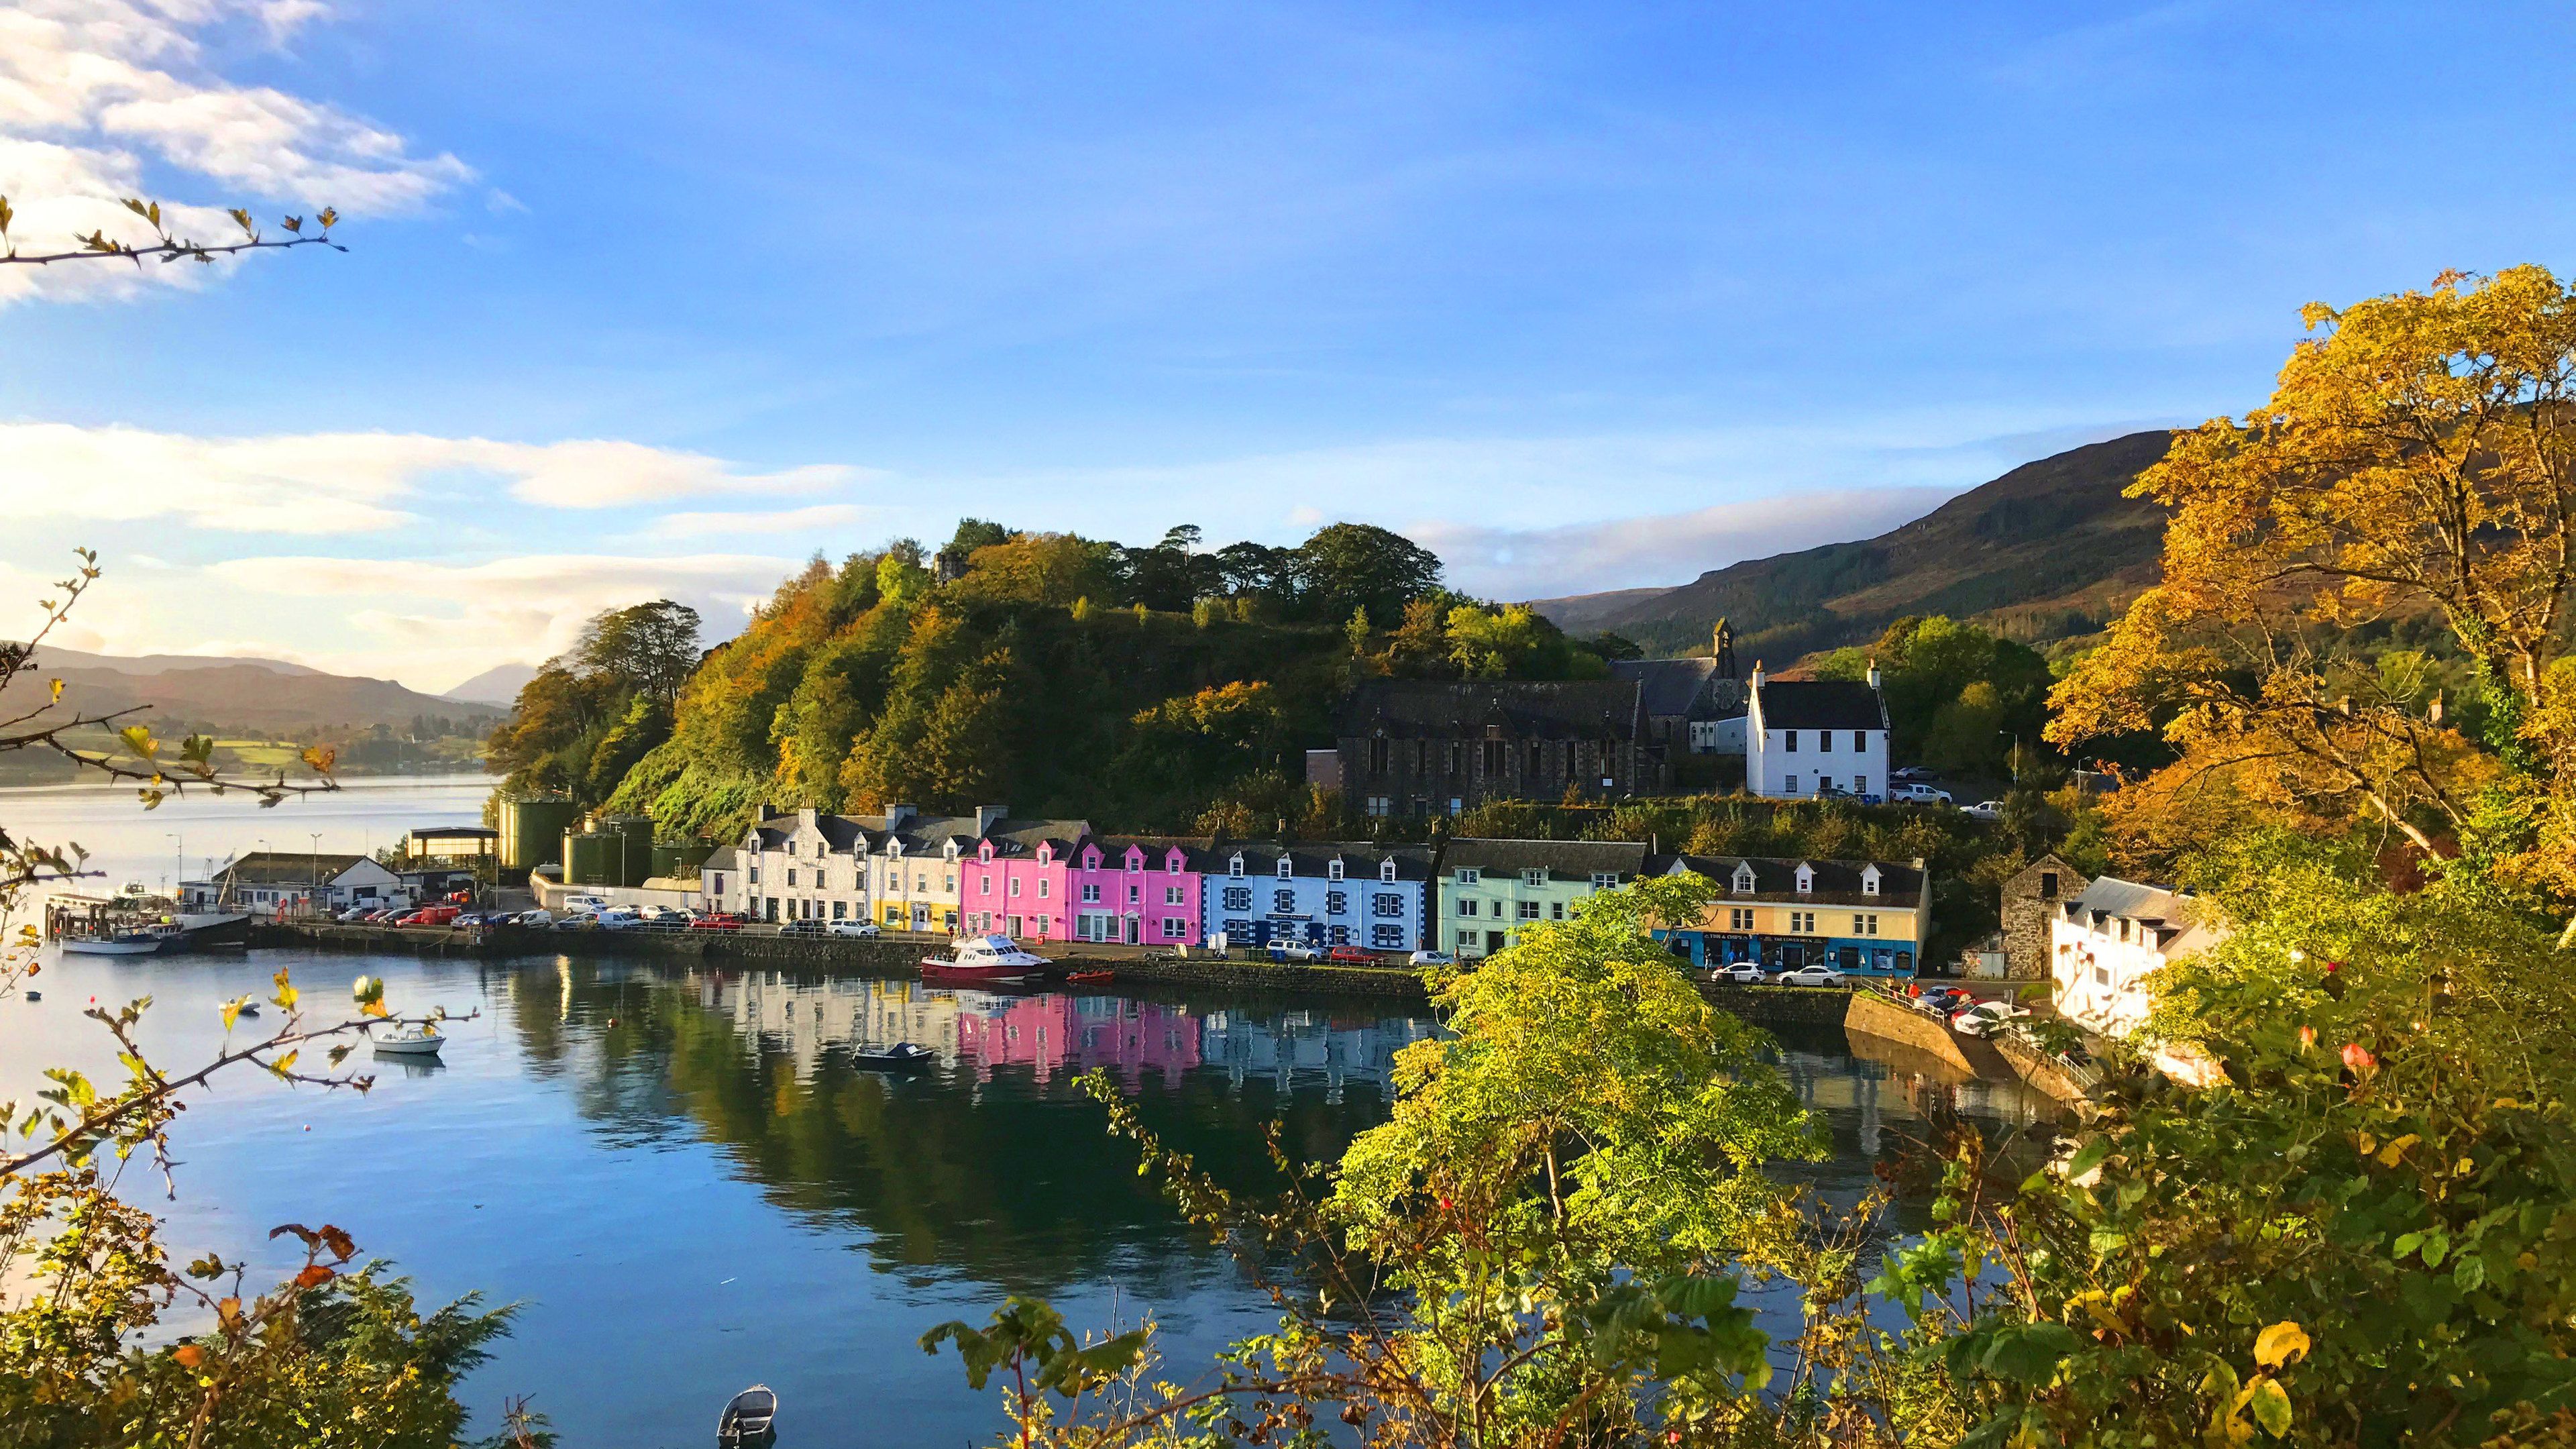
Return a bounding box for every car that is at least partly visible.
[554,910,598,929]
[781,918,828,936]
[596,908,644,930]
[1407,949,1454,966]
[334,905,375,922]
[1890,783,1954,805]
[690,912,743,932]
[1326,945,1381,965]
[1962,800,2004,821]
[1890,766,1937,783]
[1776,963,1847,987]
[517,908,553,926]
[829,920,882,937]
[1951,1001,2031,1038]
[1267,942,1324,963]
[362,908,401,923]
[1916,986,1970,1015]
[1709,962,1766,984]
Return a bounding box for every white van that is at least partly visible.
[1890,784,1953,805]
[596,907,643,931]
[560,893,610,914]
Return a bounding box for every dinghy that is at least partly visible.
[717,1383,778,1446]
[371,1027,444,1058]
[851,1041,934,1069]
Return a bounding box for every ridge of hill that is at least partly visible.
[1529,429,2177,660]
[443,661,541,706]
[19,648,505,736]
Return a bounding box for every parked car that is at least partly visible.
[517,908,553,926]
[1267,942,1324,963]
[781,918,828,936]
[1891,766,1937,783]
[554,910,598,930]
[1776,963,1846,987]
[1709,962,1766,984]
[1890,783,1954,805]
[1962,800,2004,821]
[640,904,688,923]
[334,905,374,922]
[560,894,610,914]
[828,920,883,938]
[596,908,644,930]
[1326,945,1380,965]
[690,912,743,932]
[1951,1001,2031,1038]
[1408,949,1454,966]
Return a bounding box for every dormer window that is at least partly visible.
[1229,854,1245,877]
[1036,844,1053,866]
[1277,857,1293,880]
[1083,850,1101,870]
[1380,859,1397,882]
[978,842,994,863]
[1861,865,1881,897]
[1794,864,1815,896]
[1732,864,1756,894]
[1126,851,1142,872]
[1167,853,1183,875]
[1456,867,1481,885]
[1521,868,1546,887]
[1328,859,1345,881]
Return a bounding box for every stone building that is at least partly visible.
[1999,853,2089,980]
[1330,678,1653,818]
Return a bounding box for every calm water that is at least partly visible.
[0,782,2059,1446]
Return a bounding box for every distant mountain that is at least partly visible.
[442,661,540,707]
[1530,429,2176,661]
[15,647,506,736]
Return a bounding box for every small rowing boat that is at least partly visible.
[717,1383,778,1446]
[1064,969,1114,985]
[851,1041,934,1069]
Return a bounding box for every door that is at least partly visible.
[1124,915,1139,945]
[1780,943,1805,969]
[1838,947,1861,972]
[1485,929,1507,953]
[912,903,928,930]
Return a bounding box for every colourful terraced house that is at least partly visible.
[957,817,1089,943]
[1065,837,1208,947]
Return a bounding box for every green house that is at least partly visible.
[1436,837,1651,959]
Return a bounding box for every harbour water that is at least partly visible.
[0,782,2059,1446]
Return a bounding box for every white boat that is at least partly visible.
[61,931,167,956]
[371,1028,445,1057]
[920,934,1051,985]
[718,1383,778,1446]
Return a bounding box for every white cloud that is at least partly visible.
[0,422,869,531]
[1417,487,1957,600]
[645,502,883,537]
[0,0,473,303]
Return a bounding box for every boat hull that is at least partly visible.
[371,1037,444,1057]
[61,938,164,956]
[920,962,1040,986]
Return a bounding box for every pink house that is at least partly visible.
[1067,836,1207,947]
[958,818,1086,942]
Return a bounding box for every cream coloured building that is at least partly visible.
[2049,876,2227,1037]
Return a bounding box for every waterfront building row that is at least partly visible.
[701,804,1931,975]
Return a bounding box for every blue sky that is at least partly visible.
[5,1,2573,692]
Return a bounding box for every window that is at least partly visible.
[1277,857,1294,879]
[1590,871,1618,890]
[1328,859,1344,881]
[2039,871,2059,900]
[1456,867,1481,885]
[1224,918,1254,940]
[1458,898,1481,918]
[1732,866,1754,894]
[2094,963,2112,987]
[786,869,798,887]
[1548,901,1564,920]
[1273,889,1296,914]
[1009,878,1022,898]
[1371,893,1402,917]
[1785,775,1798,794]
[1229,855,1245,877]
[1819,729,1833,753]
[1483,739,1506,773]
[1517,900,1542,920]
[1795,867,1814,895]
[1326,890,1348,915]
[1162,917,1187,940]
[1366,796,1392,816]
[944,873,955,892]
[749,865,762,884]
[980,877,993,896]
[1784,729,1799,752]
[833,901,845,919]
[1036,879,1049,898]
[1330,924,1351,945]
[1223,886,1252,912]
[1729,907,1754,931]
[1371,924,1404,949]
[788,841,798,857]
[1789,910,1816,934]
[916,875,928,892]
[1127,884,1140,903]
[1368,737,1389,777]
[1081,883,1102,904]
[711,873,725,895]
[1459,930,1478,951]
[1167,855,1183,875]
[1854,913,1879,936]
[1521,868,1546,887]
[1851,730,1867,751]
[2116,918,2131,943]
[1126,853,1142,873]
[1165,885,1185,906]
[1862,870,1880,897]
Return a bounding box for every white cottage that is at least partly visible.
[2049,876,2229,1038]
[1742,663,1891,800]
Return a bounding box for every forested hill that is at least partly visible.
[1532,429,2177,662]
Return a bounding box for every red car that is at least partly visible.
[1326,945,1381,965]
[690,912,743,932]
[397,905,461,927]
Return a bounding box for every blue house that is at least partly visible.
[1199,841,1435,953]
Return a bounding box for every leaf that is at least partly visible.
[293,1263,335,1289]
[215,1296,242,1330]
[119,724,157,759]
[2065,1135,2112,1181]
[2249,1378,2293,1438]
[318,1224,356,1261]
[172,1344,204,1369]
[2375,1132,2419,1167]
[2253,1320,2309,1368]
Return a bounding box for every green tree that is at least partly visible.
[1293,522,1445,625]
[572,598,701,704]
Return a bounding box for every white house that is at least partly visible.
[1743,663,1891,800]
[183,851,409,914]
[724,806,876,924]
[2049,876,2228,1038]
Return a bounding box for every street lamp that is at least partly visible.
[308,831,323,918]
[1998,731,2023,788]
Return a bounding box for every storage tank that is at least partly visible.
[498,796,580,872]
[602,815,655,888]
[564,830,620,888]
[651,839,715,881]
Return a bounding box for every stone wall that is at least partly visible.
[1999,853,2088,981]
[1696,982,1855,1027]
[1841,990,1975,1073]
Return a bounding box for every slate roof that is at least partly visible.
[977,818,1090,858]
[1334,679,1642,740]
[702,847,740,873]
[1204,840,1437,881]
[215,851,382,885]
[1656,853,1925,908]
[2062,876,2224,955]
[1436,837,1651,881]
[1083,835,1216,867]
[1750,678,1886,731]
[1612,657,1731,719]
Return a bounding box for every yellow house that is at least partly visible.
[1655,853,1931,977]
[864,807,997,933]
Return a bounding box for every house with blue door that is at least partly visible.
[1650,853,1929,977]
[1199,841,1436,953]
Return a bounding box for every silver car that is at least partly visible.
[1776,963,1847,987]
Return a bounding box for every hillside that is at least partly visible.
[443,661,540,706]
[26,651,504,736]
[1532,429,2177,661]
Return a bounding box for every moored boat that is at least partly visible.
[851,1041,934,1069]
[61,931,168,956]
[920,934,1051,985]
[717,1383,778,1446]
[371,1027,445,1057]
[1065,969,1114,985]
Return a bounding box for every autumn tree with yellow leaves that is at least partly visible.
[2050,266,2576,894]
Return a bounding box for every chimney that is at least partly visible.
[1750,659,1764,689]
[798,806,820,830]
[883,802,918,829]
[974,804,1010,837]
[1866,658,1882,692]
